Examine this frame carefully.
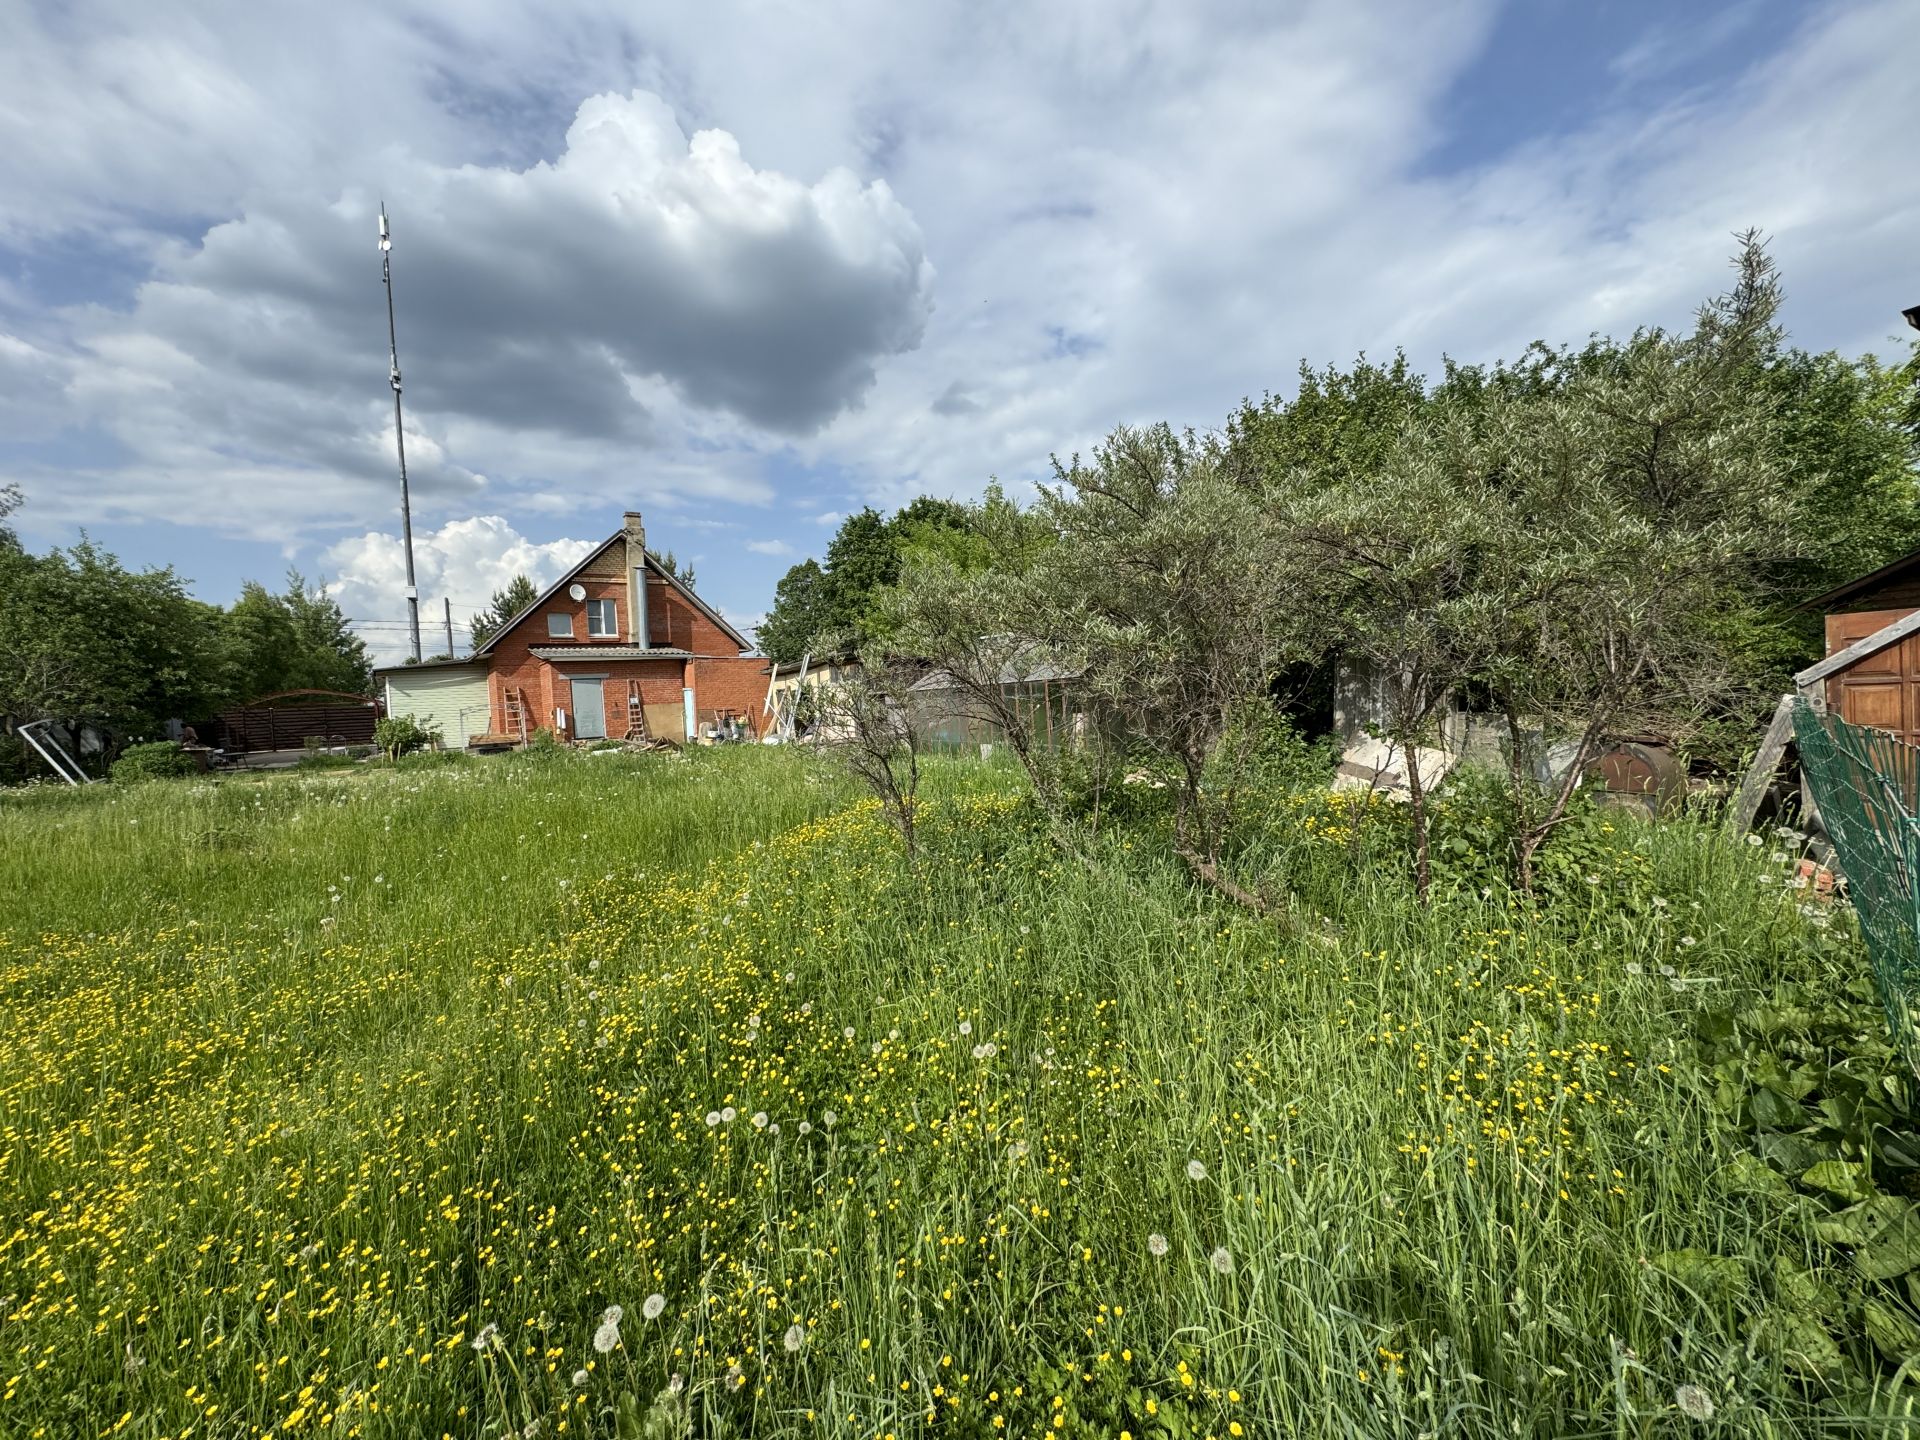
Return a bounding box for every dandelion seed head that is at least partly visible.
[1187,1159,1208,1181]
[784,1323,806,1352]
[642,1293,666,1321]
[1674,1384,1714,1421]
[1148,1233,1170,1257]
[1210,1246,1235,1275]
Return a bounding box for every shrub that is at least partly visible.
[110,740,199,783]
[373,714,440,762]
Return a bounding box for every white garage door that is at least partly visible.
[382,665,491,749]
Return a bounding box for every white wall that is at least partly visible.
[382,665,491,749]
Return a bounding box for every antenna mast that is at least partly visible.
[379,203,422,663]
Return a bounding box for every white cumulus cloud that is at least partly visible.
[321,515,599,664]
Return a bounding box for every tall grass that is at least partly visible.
[0,751,1905,1437]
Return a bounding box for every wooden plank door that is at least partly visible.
[1827,608,1920,746]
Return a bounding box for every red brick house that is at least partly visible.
[465,511,766,745]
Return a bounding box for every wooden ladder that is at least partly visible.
[622,680,650,742]
[503,686,531,744]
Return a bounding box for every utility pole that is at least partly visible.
[444,597,455,657]
[379,203,422,663]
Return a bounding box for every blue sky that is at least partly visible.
[2,0,1916,661]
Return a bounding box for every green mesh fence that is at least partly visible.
[1792,699,1920,1074]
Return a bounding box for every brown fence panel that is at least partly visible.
[214,701,380,752]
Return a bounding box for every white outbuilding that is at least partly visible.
[374,660,491,750]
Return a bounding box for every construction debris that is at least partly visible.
[1332,733,1457,797]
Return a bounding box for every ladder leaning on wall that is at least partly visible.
[502,687,530,744]
[623,680,651,742]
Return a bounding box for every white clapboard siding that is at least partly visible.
[381,665,491,749]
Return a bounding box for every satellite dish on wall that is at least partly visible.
[568,583,587,601]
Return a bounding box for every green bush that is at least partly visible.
[505,726,566,763]
[109,740,200,783]
[373,714,440,761]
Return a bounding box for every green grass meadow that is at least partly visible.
[1,748,1915,1438]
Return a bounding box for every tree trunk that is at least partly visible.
[1403,733,1432,904]
[1500,702,1537,889]
[1174,842,1287,921]
[1513,717,1605,894]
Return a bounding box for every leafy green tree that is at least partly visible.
[882,492,1067,812]
[282,572,369,692]
[1761,345,1920,610]
[225,581,301,699]
[817,508,899,641]
[885,484,1037,579]
[756,559,829,664]
[469,574,539,648]
[1225,352,1428,491]
[1040,425,1297,908]
[1478,237,1797,885]
[758,500,976,662]
[656,550,696,589]
[0,538,231,747]
[1280,414,1511,900]
[223,571,369,697]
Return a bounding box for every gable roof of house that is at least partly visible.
[470,530,752,657]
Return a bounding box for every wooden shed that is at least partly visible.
[1800,550,1920,744]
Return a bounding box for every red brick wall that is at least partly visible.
[560,660,692,741]
[693,656,773,736]
[485,622,559,737]
[647,576,744,654]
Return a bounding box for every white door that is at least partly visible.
[572,678,608,739]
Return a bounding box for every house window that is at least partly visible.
[547,613,572,638]
[587,598,618,637]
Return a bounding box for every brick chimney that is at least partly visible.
[623,511,648,649]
